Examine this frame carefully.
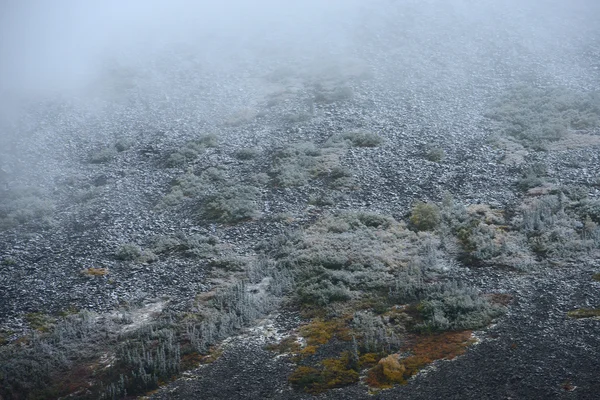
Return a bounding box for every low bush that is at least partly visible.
[234,147,259,160]
[0,187,54,230]
[89,147,117,164]
[201,185,261,222]
[115,243,142,261]
[424,146,445,162]
[410,201,441,231]
[416,283,505,332]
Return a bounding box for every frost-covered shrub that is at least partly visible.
[416,283,504,332]
[424,146,445,162]
[115,243,142,261]
[89,147,117,164]
[165,140,205,167]
[201,185,260,222]
[0,187,54,230]
[352,311,401,353]
[485,86,600,145]
[234,147,259,160]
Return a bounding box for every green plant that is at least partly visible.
[424,146,445,162]
[342,131,383,147]
[485,86,600,146]
[410,201,441,231]
[201,185,261,222]
[115,243,142,261]
[89,147,117,164]
[234,147,259,160]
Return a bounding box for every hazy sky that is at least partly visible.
[0,0,598,98]
[0,0,365,95]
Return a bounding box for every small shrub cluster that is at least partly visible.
[165,135,219,167]
[424,146,445,162]
[415,282,505,332]
[269,212,415,306]
[151,233,220,258]
[270,142,351,188]
[89,147,117,164]
[115,243,157,263]
[234,147,260,160]
[202,185,261,222]
[160,165,261,223]
[519,193,600,257]
[0,187,55,230]
[440,197,529,266]
[485,86,600,146]
[517,163,548,191]
[270,142,348,187]
[352,311,401,354]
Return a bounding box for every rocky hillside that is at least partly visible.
[1,1,600,399]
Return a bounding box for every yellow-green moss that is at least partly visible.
[567,308,600,319]
[288,352,359,393]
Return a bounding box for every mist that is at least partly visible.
[1,0,597,98]
[2,2,600,398]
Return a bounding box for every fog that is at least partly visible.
[0,0,364,95]
[0,0,599,173]
[2,0,597,96]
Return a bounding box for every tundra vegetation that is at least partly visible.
[3,122,600,397]
[1,18,600,396]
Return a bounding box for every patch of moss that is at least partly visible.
[288,352,359,393]
[592,273,600,282]
[299,318,352,347]
[25,312,57,333]
[567,308,600,319]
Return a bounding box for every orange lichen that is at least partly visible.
[82,267,109,276]
[367,331,474,388]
